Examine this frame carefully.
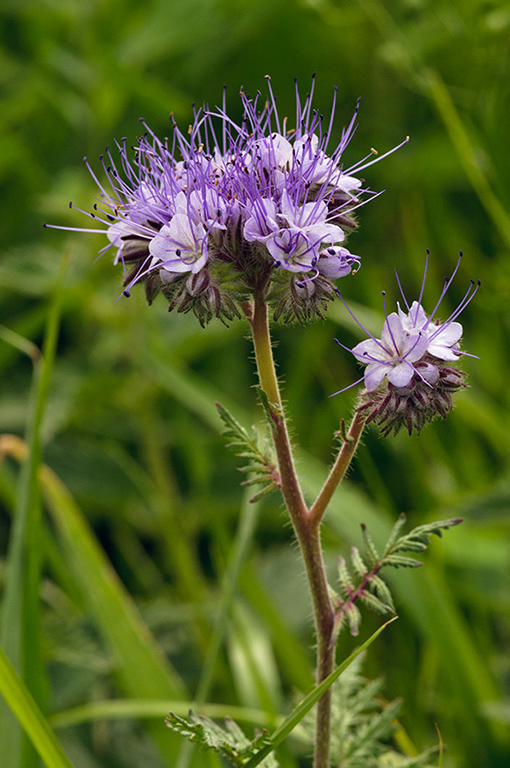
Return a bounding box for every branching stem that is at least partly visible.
[309,409,367,526]
[245,289,337,768]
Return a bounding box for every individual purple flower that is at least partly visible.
[46,77,406,324]
[397,301,463,361]
[245,190,345,273]
[316,245,360,279]
[351,313,430,391]
[334,253,478,435]
[291,133,363,197]
[149,213,208,276]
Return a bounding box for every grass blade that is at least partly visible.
[0,643,74,768]
[0,253,67,767]
[50,700,270,730]
[0,434,188,766]
[176,486,262,768]
[39,461,187,763]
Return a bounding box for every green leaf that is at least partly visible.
[383,554,423,569]
[166,712,278,767]
[254,387,284,433]
[346,603,362,636]
[350,546,368,579]
[396,517,463,549]
[0,253,67,767]
[369,576,395,613]
[216,401,280,501]
[238,564,315,693]
[358,591,393,615]
[361,523,380,567]
[0,644,74,768]
[39,465,186,764]
[247,484,279,504]
[174,486,263,768]
[382,513,407,556]
[337,556,356,598]
[50,699,272,730]
[384,517,462,559]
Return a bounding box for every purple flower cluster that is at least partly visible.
[335,254,478,435]
[47,79,406,324]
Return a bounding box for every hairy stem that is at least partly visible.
[245,290,335,768]
[301,520,335,768]
[309,409,366,526]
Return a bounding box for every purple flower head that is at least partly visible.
[334,253,479,435]
[46,77,406,324]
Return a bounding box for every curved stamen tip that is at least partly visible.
[333,337,351,352]
[69,201,73,209]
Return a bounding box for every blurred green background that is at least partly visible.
[1,0,510,766]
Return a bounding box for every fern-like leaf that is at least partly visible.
[361,523,379,568]
[255,386,284,431]
[216,402,280,502]
[368,575,395,613]
[345,603,362,636]
[358,590,392,614]
[384,554,423,569]
[350,546,368,579]
[383,513,408,555]
[166,712,278,767]
[388,517,463,557]
[332,515,461,638]
[338,556,356,599]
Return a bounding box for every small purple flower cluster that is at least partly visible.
[335,254,478,435]
[48,79,405,324]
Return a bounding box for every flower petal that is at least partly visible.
[365,363,391,391]
[387,361,415,387]
[401,331,429,361]
[352,338,390,364]
[381,313,405,352]
[429,321,462,347]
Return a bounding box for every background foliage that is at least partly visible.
[1,0,509,766]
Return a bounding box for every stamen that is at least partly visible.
[334,289,389,355]
[418,248,430,308]
[329,372,368,397]
[347,136,409,176]
[425,251,463,325]
[380,291,400,355]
